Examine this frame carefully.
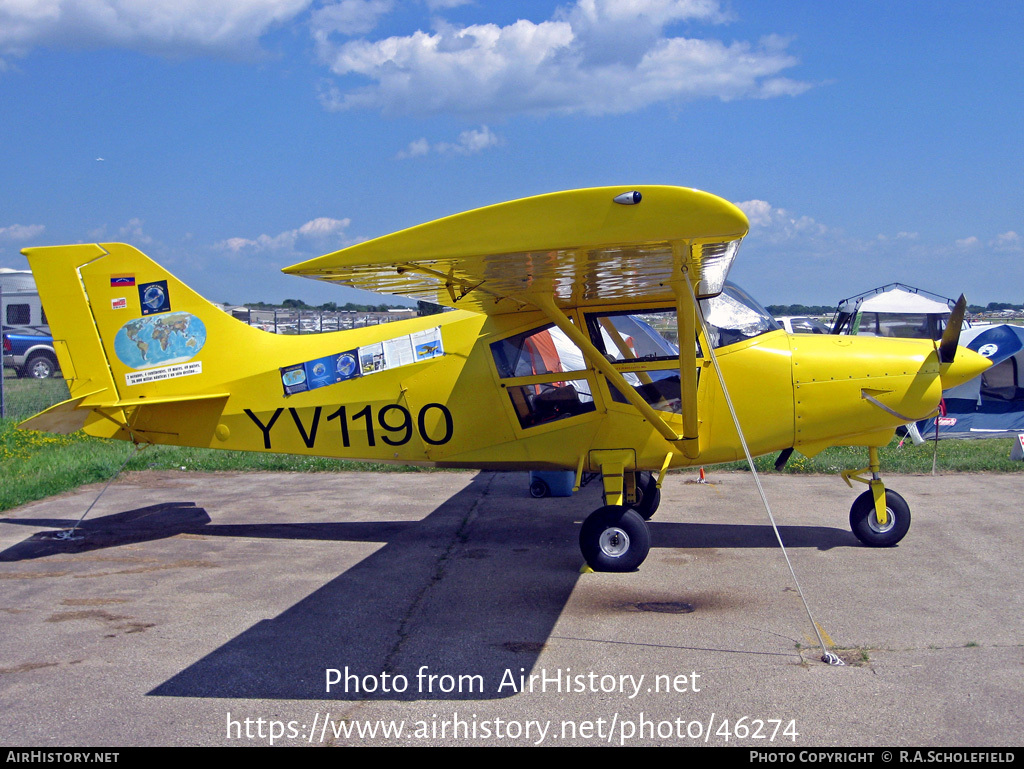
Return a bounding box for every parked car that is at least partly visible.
[774,316,830,334]
[2,332,60,378]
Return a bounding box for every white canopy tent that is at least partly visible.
[832,284,955,339]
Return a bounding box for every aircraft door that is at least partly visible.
[489,323,598,430]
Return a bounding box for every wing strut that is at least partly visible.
[528,293,699,457]
[672,270,700,458]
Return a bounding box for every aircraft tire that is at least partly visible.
[529,479,550,498]
[580,506,651,572]
[631,472,661,520]
[849,489,911,547]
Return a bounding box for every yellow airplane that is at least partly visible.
[19,186,989,572]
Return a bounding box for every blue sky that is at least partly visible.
[1,0,1021,307]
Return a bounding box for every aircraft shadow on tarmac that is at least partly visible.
[0,473,859,701]
[0,503,212,560]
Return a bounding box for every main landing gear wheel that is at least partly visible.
[849,489,911,547]
[579,506,651,572]
[630,472,661,520]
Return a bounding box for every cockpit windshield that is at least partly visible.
[700,282,781,349]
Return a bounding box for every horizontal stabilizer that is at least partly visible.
[18,391,106,435]
[109,392,230,409]
[19,392,229,435]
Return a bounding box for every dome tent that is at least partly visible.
[918,324,1024,438]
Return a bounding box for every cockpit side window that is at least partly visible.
[583,308,692,414]
[584,310,683,362]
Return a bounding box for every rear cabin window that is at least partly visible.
[490,325,595,429]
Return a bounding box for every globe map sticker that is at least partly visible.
[338,353,358,378]
[114,312,207,370]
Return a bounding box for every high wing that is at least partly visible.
[283,186,748,314]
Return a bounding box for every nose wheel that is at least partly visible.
[849,489,911,547]
[841,446,912,547]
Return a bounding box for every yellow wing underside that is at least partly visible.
[284,186,749,314]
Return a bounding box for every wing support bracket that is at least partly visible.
[396,263,502,306]
[590,449,638,507]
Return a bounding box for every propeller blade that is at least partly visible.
[938,295,967,364]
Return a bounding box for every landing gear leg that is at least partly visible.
[841,446,911,547]
[630,471,661,520]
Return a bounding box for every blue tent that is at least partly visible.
[920,324,1024,438]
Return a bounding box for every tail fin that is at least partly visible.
[20,243,260,436]
[21,244,115,401]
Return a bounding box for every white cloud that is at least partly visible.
[297,216,350,238]
[424,0,472,10]
[217,216,351,254]
[737,200,828,241]
[3,1,810,120]
[396,137,431,159]
[728,200,1024,304]
[310,0,393,46]
[316,0,810,117]
[736,199,773,227]
[0,0,312,60]
[398,125,502,158]
[568,0,727,26]
[0,223,45,242]
[990,231,1021,253]
[447,125,501,153]
[118,217,152,245]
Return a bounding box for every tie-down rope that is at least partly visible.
[683,278,843,666]
[54,442,150,541]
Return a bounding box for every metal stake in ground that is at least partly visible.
[54,443,150,541]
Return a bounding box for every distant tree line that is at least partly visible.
[767,302,1024,317]
[765,304,835,316]
[972,302,1024,313]
[417,300,445,316]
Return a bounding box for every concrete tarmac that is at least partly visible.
[0,469,1020,747]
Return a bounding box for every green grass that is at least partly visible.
[716,437,1024,475]
[1,375,71,421]
[0,418,426,513]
